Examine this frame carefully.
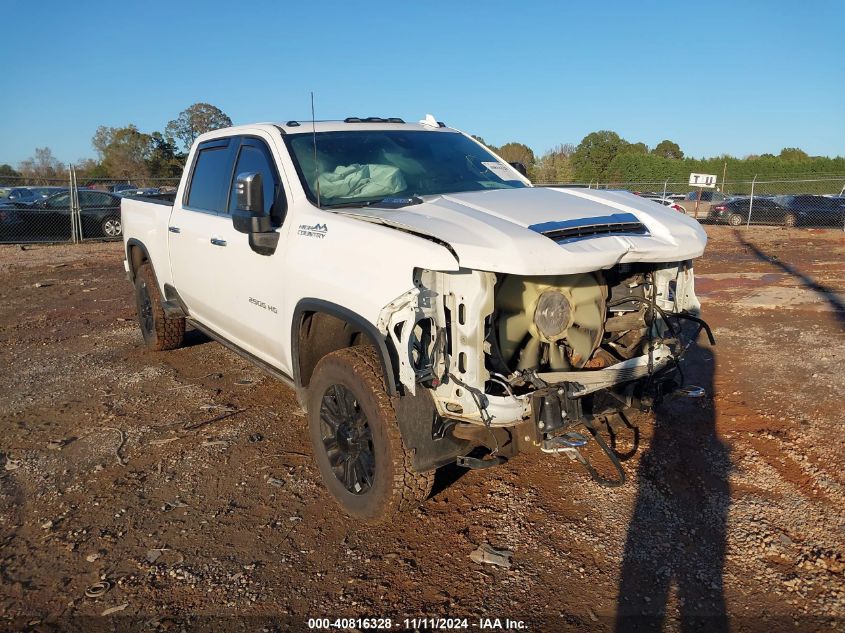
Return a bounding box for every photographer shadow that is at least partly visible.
[615,340,730,632]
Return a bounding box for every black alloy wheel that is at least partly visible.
[319,384,376,494]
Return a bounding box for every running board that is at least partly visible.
[187,319,296,391]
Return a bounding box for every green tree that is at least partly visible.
[92,124,153,178]
[571,130,628,181]
[652,140,684,159]
[779,147,808,160]
[166,103,233,152]
[74,158,110,180]
[470,135,496,152]
[496,142,536,169]
[533,144,576,183]
[147,132,185,178]
[622,142,649,155]
[0,164,20,180]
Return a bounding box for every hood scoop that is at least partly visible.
[529,212,648,243]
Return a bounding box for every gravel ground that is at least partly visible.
[0,226,843,632]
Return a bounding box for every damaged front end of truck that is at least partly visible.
[377,208,714,486]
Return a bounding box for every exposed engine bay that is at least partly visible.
[378,260,713,482]
[379,260,710,430]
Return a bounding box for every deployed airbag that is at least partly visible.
[317,163,406,200]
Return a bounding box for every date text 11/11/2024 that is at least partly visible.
[306,617,528,630]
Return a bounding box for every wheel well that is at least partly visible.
[127,242,149,281]
[294,304,399,396]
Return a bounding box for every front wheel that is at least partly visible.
[783,213,797,228]
[306,346,434,522]
[101,216,122,237]
[728,213,744,227]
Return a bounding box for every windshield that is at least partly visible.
[286,130,527,207]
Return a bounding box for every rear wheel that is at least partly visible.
[784,213,797,228]
[728,213,744,227]
[134,263,185,350]
[101,216,122,237]
[306,346,434,522]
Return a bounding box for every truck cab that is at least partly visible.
[122,117,712,522]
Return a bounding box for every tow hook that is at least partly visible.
[545,420,626,488]
[456,455,506,470]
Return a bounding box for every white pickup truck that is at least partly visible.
[122,116,713,522]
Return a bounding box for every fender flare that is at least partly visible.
[292,298,399,396]
[125,238,151,282]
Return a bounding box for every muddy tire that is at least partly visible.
[307,346,434,522]
[784,213,797,228]
[728,213,744,227]
[134,263,185,351]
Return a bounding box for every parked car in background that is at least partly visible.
[708,197,794,226]
[0,190,122,241]
[0,205,23,239]
[678,190,730,219]
[0,187,38,203]
[109,183,136,193]
[29,186,67,199]
[117,187,161,197]
[773,195,845,227]
[644,197,686,213]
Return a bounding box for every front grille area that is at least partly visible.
[529,213,649,243]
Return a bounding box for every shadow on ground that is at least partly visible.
[615,340,730,631]
[734,230,845,327]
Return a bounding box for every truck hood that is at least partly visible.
[336,187,707,275]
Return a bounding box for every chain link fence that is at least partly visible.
[535,176,845,229]
[2,172,843,245]
[0,170,179,244]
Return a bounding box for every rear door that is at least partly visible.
[168,137,238,334]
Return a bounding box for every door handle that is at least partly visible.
[168,226,180,233]
[210,237,227,247]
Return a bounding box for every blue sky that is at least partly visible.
[1,0,843,165]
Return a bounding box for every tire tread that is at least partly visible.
[136,263,185,351]
[311,346,434,520]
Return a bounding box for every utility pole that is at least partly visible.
[722,161,727,194]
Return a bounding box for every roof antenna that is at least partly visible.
[311,91,321,207]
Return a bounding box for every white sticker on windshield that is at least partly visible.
[481,161,521,181]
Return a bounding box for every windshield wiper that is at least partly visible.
[324,195,423,210]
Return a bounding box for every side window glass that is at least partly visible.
[186,141,234,212]
[80,192,107,207]
[228,142,285,225]
[47,193,71,208]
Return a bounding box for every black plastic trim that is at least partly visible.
[125,238,151,282]
[291,298,398,396]
[188,319,296,391]
[162,284,189,317]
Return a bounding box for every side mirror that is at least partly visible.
[231,171,280,256]
[508,162,528,177]
[232,172,272,234]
